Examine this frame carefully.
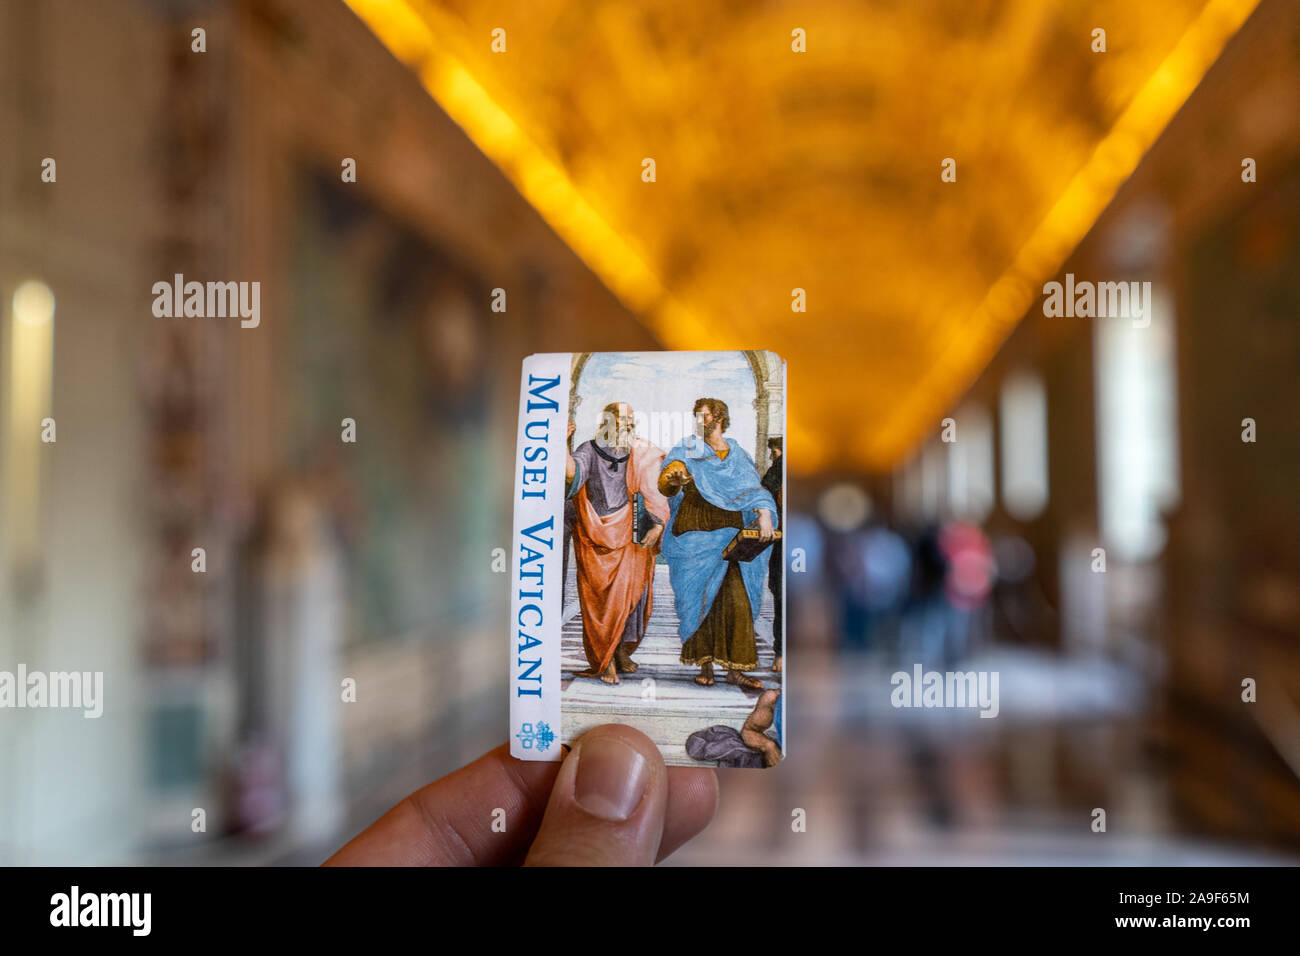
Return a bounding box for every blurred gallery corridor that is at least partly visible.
[1,0,1299,865]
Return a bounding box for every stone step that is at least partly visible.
[560,646,777,668]
[563,678,772,749]
[560,654,779,673]
[565,709,758,751]
[560,540,781,765]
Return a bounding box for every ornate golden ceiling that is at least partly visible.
[346,0,1261,472]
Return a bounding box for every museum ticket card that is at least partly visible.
[509,350,787,768]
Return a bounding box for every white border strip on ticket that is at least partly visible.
[509,352,569,760]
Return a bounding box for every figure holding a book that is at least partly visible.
[762,436,784,673]
[565,403,668,684]
[658,398,779,689]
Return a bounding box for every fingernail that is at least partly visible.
[573,736,650,821]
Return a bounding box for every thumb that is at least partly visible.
[524,725,667,866]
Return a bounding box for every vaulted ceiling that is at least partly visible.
[346,0,1261,472]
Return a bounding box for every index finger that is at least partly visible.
[324,743,561,866]
[323,740,718,866]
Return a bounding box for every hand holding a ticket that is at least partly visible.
[325,724,718,867]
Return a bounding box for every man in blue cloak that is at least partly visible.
[657,398,778,689]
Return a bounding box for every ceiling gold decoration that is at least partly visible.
[346,0,1261,473]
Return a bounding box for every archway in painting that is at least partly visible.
[569,350,776,469]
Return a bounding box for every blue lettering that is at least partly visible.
[526,374,561,412]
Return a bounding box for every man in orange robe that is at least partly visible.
[565,403,669,684]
